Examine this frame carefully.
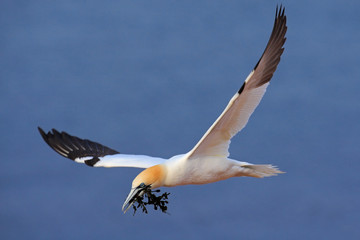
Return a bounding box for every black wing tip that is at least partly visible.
[38,127,56,150]
[276,5,285,18]
[242,5,287,90]
[239,6,287,93]
[38,127,74,160]
[38,127,120,163]
[253,5,287,69]
[38,126,47,141]
[38,126,48,138]
[38,127,64,141]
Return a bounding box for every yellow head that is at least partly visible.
[132,164,166,189]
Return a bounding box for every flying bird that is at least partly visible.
[38,6,287,213]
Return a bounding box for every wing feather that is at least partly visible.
[38,127,165,168]
[187,6,287,159]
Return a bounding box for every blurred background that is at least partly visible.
[1,0,359,239]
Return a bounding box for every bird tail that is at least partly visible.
[240,164,284,178]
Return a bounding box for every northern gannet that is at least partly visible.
[38,6,287,213]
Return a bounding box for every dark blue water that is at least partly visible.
[1,1,360,239]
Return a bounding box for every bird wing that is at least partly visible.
[38,127,165,168]
[187,6,287,159]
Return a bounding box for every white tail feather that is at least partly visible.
[240,164,284,178]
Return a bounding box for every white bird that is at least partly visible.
[38,6,287,213]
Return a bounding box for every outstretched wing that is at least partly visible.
[38,127,165,168]
[187,6,287,159]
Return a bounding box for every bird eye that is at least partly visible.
[139,183,146,188]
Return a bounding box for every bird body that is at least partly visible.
[137,155,279,188]
[38,6,287,213]
[163,156,244,187]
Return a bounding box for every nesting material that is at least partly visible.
[132,186,170,215]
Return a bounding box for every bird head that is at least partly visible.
[122,164,166,213]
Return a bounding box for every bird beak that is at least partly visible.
[122,186,146,213]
